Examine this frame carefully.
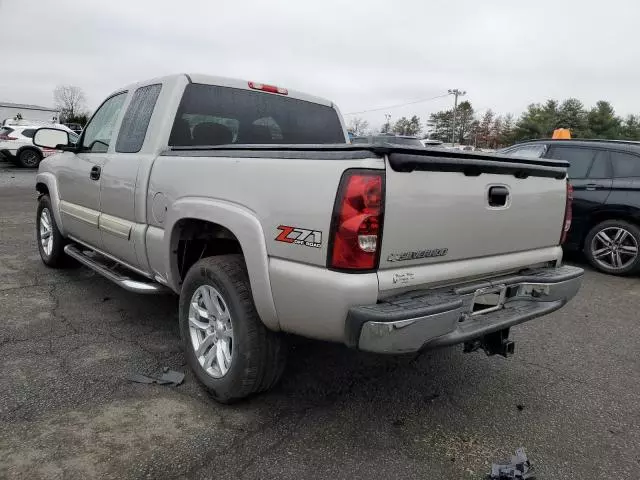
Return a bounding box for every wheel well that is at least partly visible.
[581,211,640,248]
[36,182,49,196]
[172,219,243,283]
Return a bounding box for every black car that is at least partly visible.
[502,139,640,275]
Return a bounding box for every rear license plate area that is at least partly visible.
[471,284,507,315]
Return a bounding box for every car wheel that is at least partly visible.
[584,220,640,275]
[18,148,42,168]
[179,255,287,403]
[36,195,69,268]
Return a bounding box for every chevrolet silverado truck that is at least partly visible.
[33,74,583,402]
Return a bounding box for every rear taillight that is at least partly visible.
[248,81,288,95]
[0,135,17,140]
[328,170,385,271]
[560,181,573,244]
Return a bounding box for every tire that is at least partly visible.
[583,219,640,275]
[36,195,69,268]
[179,255,287,403]
[18,148,42,168]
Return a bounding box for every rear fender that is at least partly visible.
[164,197,279,330]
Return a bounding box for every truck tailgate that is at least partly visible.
[379,150,568,270]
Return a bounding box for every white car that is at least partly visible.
[0,124,78,168]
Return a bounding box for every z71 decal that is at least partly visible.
[275,225,322,248]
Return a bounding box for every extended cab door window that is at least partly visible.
[116,84,162,153]
[81,92,127,153]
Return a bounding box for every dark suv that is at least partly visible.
[502,139,640,275]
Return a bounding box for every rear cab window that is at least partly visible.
[169,83,345,146]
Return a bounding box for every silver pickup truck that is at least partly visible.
[33,74,583,402]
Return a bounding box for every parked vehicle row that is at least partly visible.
[33,73,582,402]
[502,139,640,275]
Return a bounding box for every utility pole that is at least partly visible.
[448,89,466,146]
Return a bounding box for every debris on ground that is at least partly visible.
[487,448,535,479]
[128,368,185,386]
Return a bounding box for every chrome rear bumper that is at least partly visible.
[346,265,583,354]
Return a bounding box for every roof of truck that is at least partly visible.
[117,73,335,108]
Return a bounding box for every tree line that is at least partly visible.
[348,98,640,148]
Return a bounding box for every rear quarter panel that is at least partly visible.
[147,153,384,267]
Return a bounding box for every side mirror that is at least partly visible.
[33,128,70,150]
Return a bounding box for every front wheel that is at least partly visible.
[36,195,69,268]
[179,255,287,403]
[584,220,640,275]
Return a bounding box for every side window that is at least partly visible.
[547,146,596,179]
[21,129,36,138]
[116,84,162,153]
[81,92,127,153]
[587,151,610,178]
[611,151,640,178]
[505,144,547,158]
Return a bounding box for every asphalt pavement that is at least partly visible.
[1,160,639,479]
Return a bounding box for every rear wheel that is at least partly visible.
[179,255,287,403]
[584,220,640,275]
[18,148,42,168]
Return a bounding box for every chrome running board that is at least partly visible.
[64,244,168,294]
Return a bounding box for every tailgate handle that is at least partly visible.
[488,186,509,207]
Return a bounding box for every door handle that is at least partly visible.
[90,166,101,181]
[488,186,509,207]
[586,183,598,191]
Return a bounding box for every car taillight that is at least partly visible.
[560,181,573,244]
[0,135,17,140]
[328,170,385,271]
[248,81,288,95]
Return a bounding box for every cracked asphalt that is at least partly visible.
[1,160,639,479]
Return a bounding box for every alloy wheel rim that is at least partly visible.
[188,285,234,378]
[39,208,53,256]
[591,227,638,270]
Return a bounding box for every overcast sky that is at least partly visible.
[1,0,639,129]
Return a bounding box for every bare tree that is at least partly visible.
[347,117,370,136]
[53,85,87,122]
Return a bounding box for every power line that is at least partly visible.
[343,92,451,115]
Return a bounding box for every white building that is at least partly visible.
[0,102,60,125]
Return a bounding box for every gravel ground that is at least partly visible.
[1,161,639,479]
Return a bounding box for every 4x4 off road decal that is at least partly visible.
[275,225,322,248]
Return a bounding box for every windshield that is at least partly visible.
[169,83,346,146]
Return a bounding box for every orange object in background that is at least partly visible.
[552,128,571,139]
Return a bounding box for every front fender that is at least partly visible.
[35,172,65,236]
[164,197,279,331]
